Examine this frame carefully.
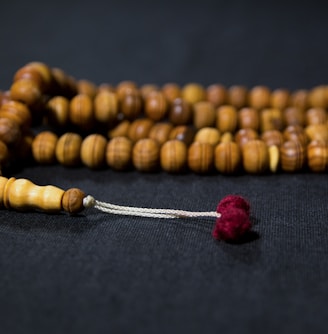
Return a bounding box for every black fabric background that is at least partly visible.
[0,1,328,333]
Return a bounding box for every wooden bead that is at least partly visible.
[235,128,258,148]
[214,142,241,174]
[0,176,64,212]
[162,83,181,103]
[32,131,58,164]
[98,83,115,93]
[169,98,192,125]
[0,91,11,107]
[220,132,234,143]
[56,132,82,166]
[94,91,118,124]
[106,136,132,170]
[270,89,290,109]
[108,120,130,138]
[116,81,138,101]
[140,84,159,99]
[290,90,308,110]
[51,67,77,97]
[120,89,142,120]
[194,127,220,146]
[268,145,280,173]
[160,139,187,173]
[216,105,237,133]
[228,85,248,108]
[305,124,328,142]
[0,115,22,146]
[0,100,32,131]
[307,140,328,172]
[249,86,271,109]
[77,79,98,98]
[144,91,168,121]
[62,188,86,214]
[193,101,216,129]
[280,140,305,172]
[148,122,173,146]
[132,138,160,172]
[261,130,284,147]
[284,107,305,127]
[128,118,154,142]
[0,140,9,167]
[238,107,259,131]
[242,140,269,174]
[10,79,42,107]
[188,142,214,174]
[69,94,94,131]
[81,134,107,169]
[46,96,70,128]
[308,86,328,108]
[182,83,205,104]
[283,125,308,147]
[169,125,195,146]
[206,84,227,107]
[260,108,284,132]
[306,108,327,125]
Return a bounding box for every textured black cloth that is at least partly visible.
[1,1,328,333]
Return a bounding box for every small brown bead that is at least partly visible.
[77,79,98,98]
[140,84,159,99]
[0,101,32,131]
[94,91,118,124]
[46,96,70,128]
[32,131,58,164]
[260,108,284,132]
[169,125,195,146]
[261,130,284,147]
[162,83,181,103]
[51,67,77,97]
[249,86,271,109]
[215,142,241,174]
[307,140,328,172]
[235,128,259,148]
[148,122,173,146]
[116,81,138,101]
[14,65,45,89]
[169,98,192,125]
[188,142,214,174]
[206,84,227,107]
[69,94,94,130]
[305,124,328,142]
[290,90,308,110]
[308,86,328,108]
[25,62,53,90]
[182,83,206,105]
[144,91,168,121]
[228,85,248,108]
[242,140,269,174]
[0,140,9,167]
[306,108,327,125]
[283,125,308,147]
[62,188,86,214]
[238,107,260,131]
[132,138,160,172]
[10,79,42,107]
[193,101,216,129]
[284,107,305,127]
[106,136,132,170]
[108,120,131,138]
[120,89,142,120]
[0,117,22,146]
[80,134,107,169]
[128,118,154,142]
[194,127,220,146]
[160,139,187,173]
[270,89,290,109]
[56,132,83,166]
[216,105,237,133]
[280,140,305,172]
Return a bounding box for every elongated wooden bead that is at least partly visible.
[193,101,216,129]
[94,91,118,124]
[238,108,259,131]
[216,105,237,133]
[242,140,269,174]
[70,94,94,131]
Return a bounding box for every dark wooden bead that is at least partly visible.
[169,125,195,146]
[169,98,192,125]
[128,118,154,142]
[206,84,227,107]
[62,188,86,214]
[120,90,142,120]
[284,107,305,127]
[144,91,168,121]
[162,83,181,103]
[228,85,248,108]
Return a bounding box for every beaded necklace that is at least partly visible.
[0,62,327,242]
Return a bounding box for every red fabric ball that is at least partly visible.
[217,195,250,216]
[212,207,251,241]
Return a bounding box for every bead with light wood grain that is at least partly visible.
[214,141,241,174]
[307,140,328,172]
[242,140,269,174]
[308,86,328,108]
[0,100,32,131]
[216,105,237,133]
[46,96,70,128]
[249,86,271,109]
[206,84,227,107]
[235,128,258,148]
[182,83,205,104]
[283,125,308,147]
[132,138,160,172]
[10,79,42,107]
[108,120,131,138]
[145,91,168,121]
[238,107,259,131]
[193,101,216,129]
[80,134,107,169]
[94,90,118,124]
[32,131,58,164]
[188,142,214,174]
[305,124,328,142]
[140,84,158,99]
[116,81,138,101]
[0,117,22,146]
[162,83,181,103]
[290,89,308,110]
[220,132,234,143]
[56,132,82,166]
[106,136,133,171]
[77,79,98,98]
[148,123,173,146]
[160,139,187,173]
[261,130,284,147]
[69,94,94,131]
[280,140,305,172]
[128,118,154,142]
[270,88,290,109]
[194,127,220,146]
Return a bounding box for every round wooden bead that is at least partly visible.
[0,117,22,146]
[32,131,58,164]
[62,188,86,214]
[94,91,118,124]
[242,140,269,174]
[306,108,327,125]
[261,130,284,147]
[280,140,305,172]
[169,125,195,146]
[284,107,305,127]
[106,136,133,170]
[144,91,168,121]
[188,142,214,173]
[283,125,308,147]
[307,140,328,172]
[290,90,308,110]
[260,108,284,132]
[169,98,192,125]
[194,127,220,146]
[80,134,107,169]
[10,79,42,107]
[270,88,290,109]
[216,105,237,133]
[116,81,138,101]
[51,67,77,97]
[46,96,70,128]
[308,86,328,108]
[228,85,248,108]
[206,84,227,107]
[140,84,159,99]
[238,107,259,131]
[56,132,83,166]
[220,132,234,143]
[132,138,160,172]
[249,86,271,109]
[193,101,216,129]
[235,128,258,148]
[182,83,206,104]
[0,100,32,131]
[160,139,187,173]
[214,142,241,174]
[108,120,130,138]
[69,94,94,131]
[128,118,154,142]
[77,79,98,98]
[162,83,181,103]
[148,122,173,146]
[120,89,142,120]
[305,124,328,142]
